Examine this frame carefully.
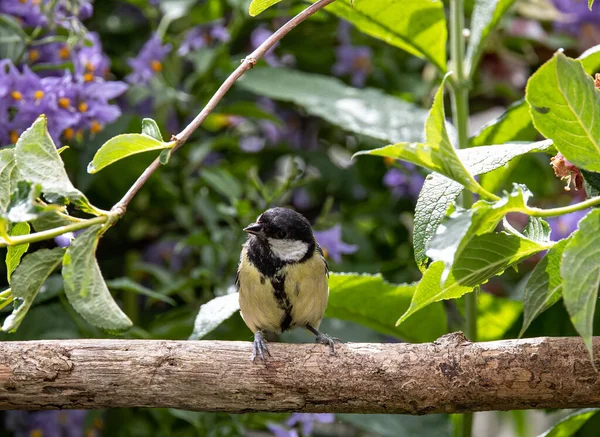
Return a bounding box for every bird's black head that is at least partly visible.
[243,207,314,244]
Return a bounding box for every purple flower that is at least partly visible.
[74,32,111,79]
[126,34,172,84]
[0,61,126,145]
[314,224,358,263]
[332,22,372,87]
[286,413,335,436]
[383,167,424,199]
[552,0,600,34]
[547,209,590,240]
[240,135,266,152]
[178,22,230,56]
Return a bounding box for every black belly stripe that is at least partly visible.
[271,275,293,332]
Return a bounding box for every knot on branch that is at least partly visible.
[434,331,470,347]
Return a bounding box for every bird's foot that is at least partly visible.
[252,331,271,362]
[315,332,343,355]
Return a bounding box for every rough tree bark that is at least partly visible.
[1,333,599,413]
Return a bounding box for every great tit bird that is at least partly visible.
[237,207,341,361]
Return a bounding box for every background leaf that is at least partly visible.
[0,14,27,62]
[88,134,172,174]
[339,414,451,437]
[188,292,240,340]
[2,248,64,332]
[465,0,516,76]
[527,53,600,172]
[62,225,132,332]
[318,0,447,71]
[238,67,428,143]
[105,277,177,306]
[561,209,600,359]
[6,222,30,282]
[326,273,447,342]
[356,78,487,197]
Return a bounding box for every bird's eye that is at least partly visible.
[277,230,287,239]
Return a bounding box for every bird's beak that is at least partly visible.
[243,223,263,236]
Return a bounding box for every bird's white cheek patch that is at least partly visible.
[268,238,309,262]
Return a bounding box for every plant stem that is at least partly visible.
[111,0,337,215]
[0,215,109,248]
[450,0,474,435]
[527,196,600,217]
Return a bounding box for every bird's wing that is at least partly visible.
[316,243,329,278]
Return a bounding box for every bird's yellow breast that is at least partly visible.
[237,250,328,334]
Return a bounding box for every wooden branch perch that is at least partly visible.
[2,333,600,413]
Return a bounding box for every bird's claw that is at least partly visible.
[315,332,342,355]
[252,331,271,362]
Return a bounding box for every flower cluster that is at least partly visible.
[0,1,127,146]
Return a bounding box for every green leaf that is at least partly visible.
[475,293,522,342]
[15,116,85,203]
[538,409,598,437]
[469,100,536,147]
[88,133,173,174]
[141,118,163,141]
[62,225,132,332]
[527,53,600,172]
[188,293,240,340]
[3,181,60,223]
[317,0,447,72]
[6,222,30,282]
[561,209,600,361]
[238,67,428,143]
[520,239,568,337]
[30,211,82,232]
[201,168,242,202]
[326,273,447,342]
[249,0,282,16]
[159,148,172,165]
[399,233,549,325]
[465,0,516,76]
[356,77,488,197]
[0,148,21,213]
[2,248,64,332]
[413,140,552,270]
[590,0,595,10]
[105,277,176,306]
[0,14,27,62]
